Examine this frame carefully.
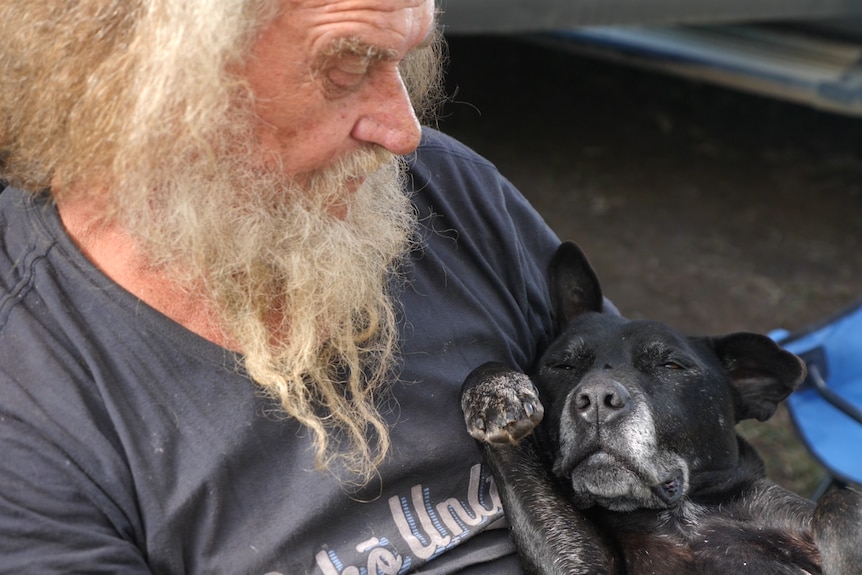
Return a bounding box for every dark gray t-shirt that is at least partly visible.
[0,129,559,574]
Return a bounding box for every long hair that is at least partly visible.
[0,0,446,483]
[0,1,270,196]
[0,0,444,196]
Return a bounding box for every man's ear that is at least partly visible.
[549,241,604,333]
[705,332,807,422]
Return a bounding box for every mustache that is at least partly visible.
[302,146,398,191]
[333,146,398,179]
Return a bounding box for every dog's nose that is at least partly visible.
[574,379,632,424]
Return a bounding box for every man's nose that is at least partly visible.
[351,69,422,156]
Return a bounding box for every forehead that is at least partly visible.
[289,0,436,58]
[556,316,690,352]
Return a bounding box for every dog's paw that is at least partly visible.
[461,362,544,445]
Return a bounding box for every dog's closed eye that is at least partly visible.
[636,341,695,373]
[543,341,594,373]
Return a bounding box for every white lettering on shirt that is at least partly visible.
[315,464,503,574]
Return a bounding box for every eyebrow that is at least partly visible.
[312,22,440,72]
[314,36,398,73]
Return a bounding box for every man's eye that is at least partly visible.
[327,68,365,88]
[323,69,364,98]
[321,56,370,98]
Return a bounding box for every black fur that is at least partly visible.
[461,241,862,575]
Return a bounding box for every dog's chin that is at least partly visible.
[568,452,687,512]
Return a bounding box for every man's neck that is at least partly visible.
[55,192,236,350]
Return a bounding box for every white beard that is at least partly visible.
[116,138,417,481]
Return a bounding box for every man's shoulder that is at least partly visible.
[413,128,497,171]
[407,128,516,210]
[0,188,51,317]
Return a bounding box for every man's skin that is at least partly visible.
[54,0,435,350]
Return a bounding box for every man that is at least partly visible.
[0,0,562,573]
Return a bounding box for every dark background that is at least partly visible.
[437,35,862,495]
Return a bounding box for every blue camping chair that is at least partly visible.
[771,299,862,500]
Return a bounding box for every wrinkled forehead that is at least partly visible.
[289,0,437,60]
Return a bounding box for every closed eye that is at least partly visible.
[638,340,692,372]
[321,55,370,98]
[324,69,365,96]
[313,37,397,100]
[544,348,593,373]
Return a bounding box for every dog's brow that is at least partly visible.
[565,336,587,353]
[640,340,674,358]
[562,338,595,364]
[643,340,668,352]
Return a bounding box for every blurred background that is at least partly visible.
[436,1,862,497]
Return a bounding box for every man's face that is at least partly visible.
[239,0,436,179]
[104,0,437,482]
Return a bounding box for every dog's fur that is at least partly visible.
[461,241,862,575]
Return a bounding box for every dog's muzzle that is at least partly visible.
[572,378,633,425]
[556,376,690,511]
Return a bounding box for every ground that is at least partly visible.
[438,34,862,496]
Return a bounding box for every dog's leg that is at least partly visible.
[462,363,616,575]
[813,486,862,575]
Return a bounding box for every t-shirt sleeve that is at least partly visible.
[0,384,152,574]
[0,270,151,574]
[405,128,561,372]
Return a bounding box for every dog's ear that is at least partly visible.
[549,241,604,333]
[706,333,807,422]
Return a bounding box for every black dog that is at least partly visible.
[461,241,862,575]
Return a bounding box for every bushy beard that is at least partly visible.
[115,128,417,483]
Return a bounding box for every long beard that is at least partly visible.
[117,137,416,483]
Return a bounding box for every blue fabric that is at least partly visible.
[0,129,560,574]
[773,300,862,485]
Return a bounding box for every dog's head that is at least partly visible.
[534,242,807,512]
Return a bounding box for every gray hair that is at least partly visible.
[0,0,443,196]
